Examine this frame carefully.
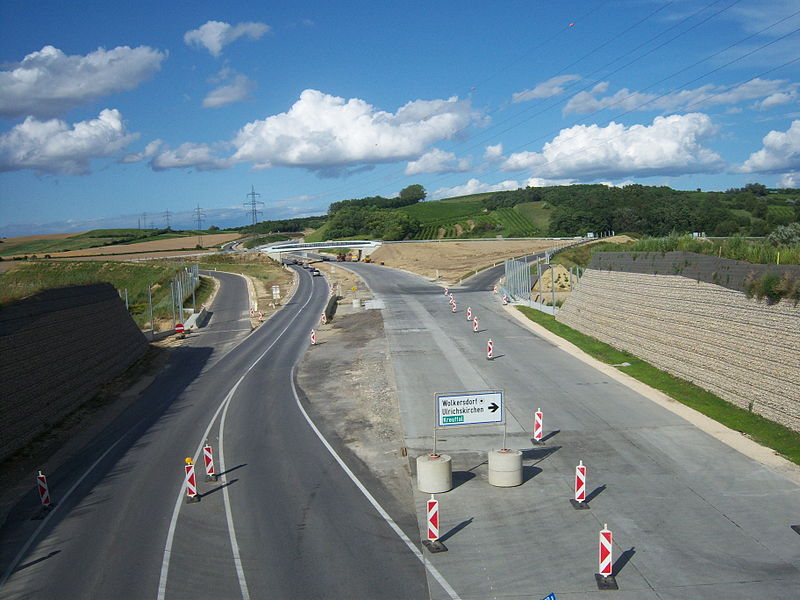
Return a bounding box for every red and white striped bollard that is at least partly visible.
[466,306,472,321]
[487,339,494,360]
[502,294,508,305]
[533,408,543,442]
[185,458,199,503]
[575,460,586,503]
[203,444,217,482]
[493,285,498,294]
[451,302,457,313]
[473,316,479,332]
[320,311,327,325]
[443,287,449,296]
[599,524,613,577]
[36,470,52,508]
[427,495,439,542]
[310,329,316,345]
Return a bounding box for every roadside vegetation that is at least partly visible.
[516,306,800,466]
[241,233,291,249]
[0,261,191,329]
[0,253,290,330]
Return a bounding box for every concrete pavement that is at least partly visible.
[347,262,800,600]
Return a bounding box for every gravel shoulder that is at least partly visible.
[296,304,415,510]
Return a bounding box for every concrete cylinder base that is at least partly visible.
[416,454,452,493]
[488,449,523,487]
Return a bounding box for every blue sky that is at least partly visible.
[1,0,799,236]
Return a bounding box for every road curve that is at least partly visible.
[0,268,429,599]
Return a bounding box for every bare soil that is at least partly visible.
[297,306,412,506]
[369,239,563,282]
[41,233,241,258]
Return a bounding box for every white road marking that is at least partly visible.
[290,368,462,600]
[158,269,316,600]
[0,435,127,588]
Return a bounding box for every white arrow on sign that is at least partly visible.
[435,391,504,428]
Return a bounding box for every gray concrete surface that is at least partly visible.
[346,261,800,600]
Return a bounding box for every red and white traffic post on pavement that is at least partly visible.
[473,316,479,332]
[502,294,508,305]
[185,458,199,503]
[466,306,472,321]
[451,302,457,313]
[443,287,449,296]
[487,339,494,360]
[596,524,617,588]
[310,329,316,345]
[203,444,217,482]
[533,408,543,443]
[493,285,498,294]
[320,311,327,325]
[36,470,53,508]
[423,494,447,553]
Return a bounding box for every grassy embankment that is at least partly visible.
[0,261,192,329]
[516,306,800,466]
[0,254,288,330]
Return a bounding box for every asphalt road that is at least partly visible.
[0,268,429,599]
[345,261,800,600]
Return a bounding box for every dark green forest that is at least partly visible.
[247,182,800,242]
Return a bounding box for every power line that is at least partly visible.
[244,185,264,225]
[163,210,172,229]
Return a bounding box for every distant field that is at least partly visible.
[768,205,795,219]
[398,199,483,224]
[515,202,551,231]
[0,229,239,258]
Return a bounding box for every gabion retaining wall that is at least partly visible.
[557,267,799,432]
[0,283,148,460]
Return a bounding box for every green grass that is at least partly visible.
[515,201,551,231]
[615,234,800,264]
[0,260,193,329]
[398,199,483,224]
[494,207,538,237]
[767,205,795,220]
[551,241,633,269]
[516,306,800,465]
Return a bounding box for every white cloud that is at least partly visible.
[230,89,480,174]
[405,148,470,175]
[432,178,520,199]
[754,91,797,110]
[203,73,256,108]
[737,120,800,174]
[502,113,724,180]
[0,45,166,119]
[121,139,163,163]
[484,143,504,161]
[0,109,138,174]
[512,75,581,103]
[523,176,575,187]
[150,142,231,171]
[778,172,799,188]
[184,21,270,57]
[564,78,797,115]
